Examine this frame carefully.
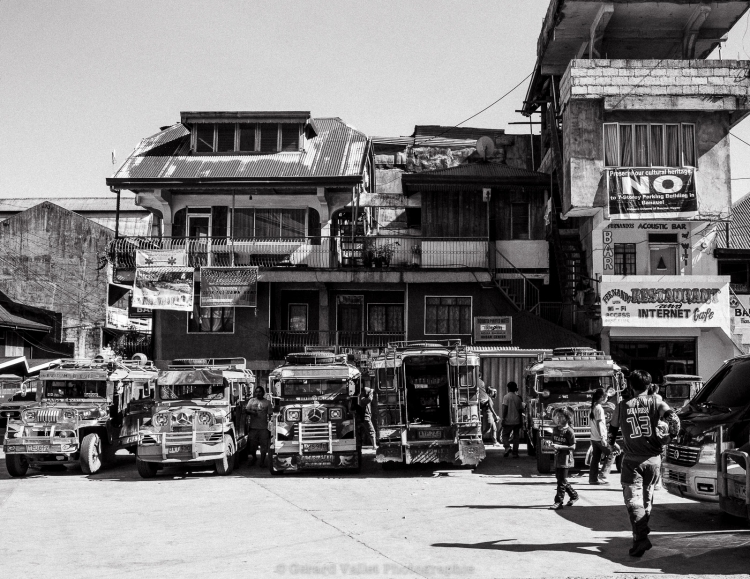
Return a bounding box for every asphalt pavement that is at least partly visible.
[0,446,748,579]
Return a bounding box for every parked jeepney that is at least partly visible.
[136,358,254,478]
[267,352,361,474]
[659,374,703,410]
[524,348,624,474]
[3,356,158,476]
[717,428,750,520]
[0,378,37,432]
[663,355,750,502]
[371,340,485,467]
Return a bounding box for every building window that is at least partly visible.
[368,304,404,333]
[718,261,749,293]
[288,304,308,332]
[511,203,530,240]
[192,123,301,154]
[614,243,636,275]
[425,297,472,335]
[603,123,696,168]
[188,285,234,333]
[228,208,308,238]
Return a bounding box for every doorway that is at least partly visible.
[336,295,363,346]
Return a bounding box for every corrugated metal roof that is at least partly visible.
[111,117,368,183]
[0,195,145,213]
[372,136,477,149]
[412,125,505,141]
[0,304,51,331]
[401,163,549,186]
[90,215,153,237]
[131,124,190,157]
[716,191,750,249]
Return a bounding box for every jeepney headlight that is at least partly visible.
[698,442,716,464]
[58,430,74,438]
[285,409,301,422]
[541,390,551,398]
[22,409,36,422]
[197,411,213,425]
[78,409,100,420]
[153,413,169,427]
[329,408,343,420]
[607,387,615,397]
[62,409,78,420]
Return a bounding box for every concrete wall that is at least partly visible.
[0,202,111,358]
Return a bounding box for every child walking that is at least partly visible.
[550,407,579,510]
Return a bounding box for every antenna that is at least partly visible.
[476,136,495,160]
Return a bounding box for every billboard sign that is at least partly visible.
[607,167,697,219]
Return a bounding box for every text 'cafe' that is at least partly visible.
[599,276,734,384]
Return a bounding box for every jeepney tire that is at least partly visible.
[80,433,103,475]
[535,434,552,474]
[6,454,29,477]
[136,458,158,479]
[215,435,235,476]
[269,460,283,475]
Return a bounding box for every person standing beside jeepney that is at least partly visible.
[359,383,377,450]
[609,369,680,557]
[501,381,525,458]
[478,371,499,446]
[246,385,272,467]
[588,388,615,485]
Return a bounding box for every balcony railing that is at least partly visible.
[106,236,489,270]
[269,330,405,358]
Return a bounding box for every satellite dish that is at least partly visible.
[476,136,495,160]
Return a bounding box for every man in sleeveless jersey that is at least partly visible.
[609,369,680,557]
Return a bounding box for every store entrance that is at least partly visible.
[609,339,697,384]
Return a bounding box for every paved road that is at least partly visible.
[0,446,748,579]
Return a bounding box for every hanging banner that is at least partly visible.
[133,267,194,311]
[600,275,729,335]
[200,267,258,308]
[607,167,697,220]
[135,248,188,267]
[731,294,750,334]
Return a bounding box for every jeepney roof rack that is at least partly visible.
[544,347,610,361]
[169,357,247,370]
[284,352,351,366]
[386,339,462,350]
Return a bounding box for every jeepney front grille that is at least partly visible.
[665,444,699,467]
[664,469,687,484]
[572,408,589,429]
[36,409,61,423]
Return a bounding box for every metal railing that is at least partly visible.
[493,251,540,314]
[269,331,406,358]
[106,236,489,270]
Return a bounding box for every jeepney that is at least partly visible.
[267,352,361,474]
[371,340,485,467]
[136,358,254,478]
[0,378,37,432]
[524,348,624,474]
[663,356,750,502]
[3,356,158,477]
[660,374,703,410]
[717,428,750,520]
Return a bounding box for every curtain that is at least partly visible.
[255,209,280,238]
[604,124,619,166]
[634,125,649,166]
[425,297,471,334]
[369,306,386,333]
[682,124,696,166]
[368,305,404,333]
[233,209,254,238]
[386,305,404,333]
[281,209,306,238]
[666,125,680,166]
[620,125,633,167]
[650,125,664,166]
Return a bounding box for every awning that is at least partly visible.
[0,304,51,332]
[0,357,61,377]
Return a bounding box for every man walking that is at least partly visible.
[246,385,272,467]
[609,369,680,557]
[478,371,499,446]
[501,381,525,457]
[359,382,377,450]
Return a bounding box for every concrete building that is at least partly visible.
[105,113,590,388]
[522,0,750,381]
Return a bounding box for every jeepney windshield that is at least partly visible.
[44,380,107,399]
[543,376,613,393]
[281,379,349,397]
[691,358,750,411]
[158,383,225,401]
[458,367,477,387]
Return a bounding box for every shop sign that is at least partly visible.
[731,294,750,334]
[200,267,258,308]
[106,307,152,332]
[41,370,108,380]
[607,167,697,219]
[132,267,194,311]
[474,316,512,342]
[135,248,188,267]
[600,276,729,334]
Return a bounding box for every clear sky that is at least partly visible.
[2,0,750,201]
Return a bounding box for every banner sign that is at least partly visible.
[133,267,194,311]
[41,370,109,381]
[600,276,729,334]
[731,294,750,334]
[474,316,512,342]
[607,167,697,219]
[106,307,152,332]
[200,267,258,308]
[135,248,188,268]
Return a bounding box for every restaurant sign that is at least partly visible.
[200,267,258,308]
[607,167,697,219]
[132,267,194,311]
[600,276,729,335]
[474,316,512,342]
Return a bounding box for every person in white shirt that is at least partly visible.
[588,387,615,484]
[501,382,525,457]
